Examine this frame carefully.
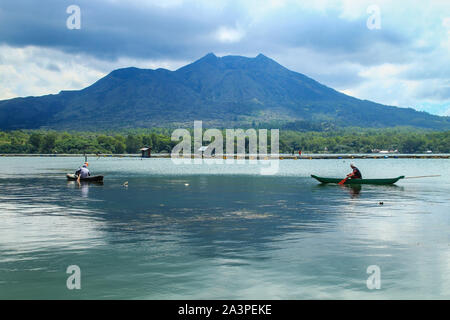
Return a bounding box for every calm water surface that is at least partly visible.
[0,157,449,299]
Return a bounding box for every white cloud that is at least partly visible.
[0,46,103,99]
[358,63,409,79]
[104,0,185,8]
[442,17,450,31]
[214,26,246,43]
[0,45,188,100]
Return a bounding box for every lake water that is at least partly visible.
[0,157,449,299]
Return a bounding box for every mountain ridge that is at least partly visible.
[0,53,448,130]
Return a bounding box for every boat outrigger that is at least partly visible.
[66,173,104,182]
[311,175,404,185]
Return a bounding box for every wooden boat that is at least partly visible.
[66,173,104,182]
[311,175,404,185]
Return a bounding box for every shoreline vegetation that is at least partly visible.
[1,154,449,159]
[0,128,449,155]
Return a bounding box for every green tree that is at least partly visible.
[114,140,126,154]
[29,133,42,152]
[41,133,57,153]
[142,134,153,148]
[401,136,425,153]
[125,134,141,153]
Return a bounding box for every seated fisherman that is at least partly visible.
[75,162,90,180]
[347,163,362,179]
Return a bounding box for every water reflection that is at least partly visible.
[314,182,405,200]
[344,184,361,198]
[66,180,104,198]
[314,183,362,199]
[0,158,449,299]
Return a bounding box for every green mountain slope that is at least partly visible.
[0,53,448,130]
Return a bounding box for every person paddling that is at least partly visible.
[347,163,362,179]
[75,162,90,183]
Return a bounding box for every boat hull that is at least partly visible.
[311,175,404,185]
[66,173,104,182]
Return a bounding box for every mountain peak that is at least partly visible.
[254,53,279,65]
[0,53,448,130]
[110,67,141,77]
[198,52,218,62]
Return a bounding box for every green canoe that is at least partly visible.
[311,175,404,185]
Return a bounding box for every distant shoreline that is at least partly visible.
[1,153,449,159]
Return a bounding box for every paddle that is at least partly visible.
[404,175,441,179]
[338,176,349,185]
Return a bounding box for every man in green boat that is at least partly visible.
[347,163,362,179]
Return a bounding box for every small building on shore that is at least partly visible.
[140,147,152,158]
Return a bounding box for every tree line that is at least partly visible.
[0,128,448,154]
[0,131,175,154]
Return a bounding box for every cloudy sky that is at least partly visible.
[0,0,449,115]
